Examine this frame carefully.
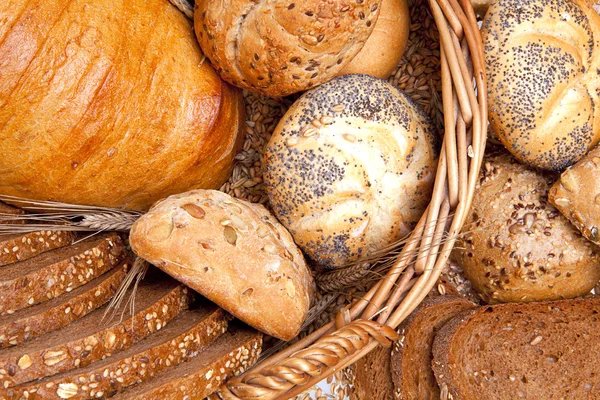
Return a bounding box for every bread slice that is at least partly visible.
[0,272,193,387]
[111,324,262,400]
[0,233,124,315]
[0,231,77,267]
[391,296,477,400]
[0,260,130,349]
[432,297,600,400]
[4,307,229,400]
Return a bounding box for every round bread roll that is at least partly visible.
[193,0,381,97]
[338,0,410,79]
[0,0,244,211]
[452,153,600,304]
[482,0,600,171]
[129,190,314,341]
[264,74,438,268]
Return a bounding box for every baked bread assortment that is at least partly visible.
[433,297,600,399]
[549,144,600,245]
[194,0,382,97]
[0,0,245,211]
[264,74,438,268]
[337,0,410,79]
[452,153,600,303]
[482,0,600,170]
[129,189,314,341]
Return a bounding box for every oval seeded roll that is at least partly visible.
[0,0,244,210]
[264,74,438,268]
[482,0,600,170]
[338,0,409,79]
[452,153,600,303]
[193,0,380,97]
[129,190,314,341]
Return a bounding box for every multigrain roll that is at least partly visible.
[482,0,600,170]
[194,0,380,97]
[452,153,600,303]
[338,0,410,79]
[549,144,600,245]
[264,74,438,268]
[129,190,314,341]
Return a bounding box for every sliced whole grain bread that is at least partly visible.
[0,231,77,267]
[4,307,229,400]
[112,323,262,400]
[0,233,124,315]
[391,296,477,400]
[0,260,130,349]
[351,276,471,400]
[0,271,193,387]
[432,297,600,400]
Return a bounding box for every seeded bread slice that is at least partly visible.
[0,233,124,315]
[0,231,77,267]
[0,260,130,349]
[391,296,477,400]
[432,297,600,400]
[0,271,193,387]
[112,323,262,400]
[4,307,229,400]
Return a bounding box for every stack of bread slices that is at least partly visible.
[0,202,262,400]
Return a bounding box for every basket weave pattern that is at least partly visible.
[208,0,488,398]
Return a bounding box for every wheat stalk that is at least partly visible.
[103,257,149,326]
[0,195,143,233]
[316,263,372,293]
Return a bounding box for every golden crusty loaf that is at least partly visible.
[338,0,410,79]
[549,144,600,244]
[194,0,380,97]
[453,153,600,303]
[0,0,244,211]
[482,0,600,170]
[433,297,600,399]
[264,74,438,268]
[129,190,314,341]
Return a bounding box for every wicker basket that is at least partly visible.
[205,0,488,399]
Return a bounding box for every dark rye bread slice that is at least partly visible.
[0,272,193,388]
[0,260,130,349]
[4,307,229,400]
[112,324,262,400]
[391,296,477,400]
[351,277,467,400]
[0,233,124,315]
[0,231,77,267]
[432,297,600,400]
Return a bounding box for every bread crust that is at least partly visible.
[453,153,600,303]
[0,233,125,315]
[0,0,244,210]
[339,0,410,78]
[130,189,314,341]
[482,0,600,170]
[264,74,438,268]
[194,0,380,96]
[433,297,600,399]
[0,231,76,267]
[4,308,228,399]
[549,144,600,245]
[0,260,129,349]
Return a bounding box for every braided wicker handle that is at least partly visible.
[210,0,488,398]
